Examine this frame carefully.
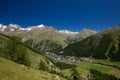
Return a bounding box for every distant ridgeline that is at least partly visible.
[63,25,120,61]
[0,24,96,53]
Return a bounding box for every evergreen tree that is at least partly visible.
[39,60,49,71]
[70,67,81,80]
[5,36,31,66]
[89,69,120,80]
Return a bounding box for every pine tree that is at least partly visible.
[70,67,81,80]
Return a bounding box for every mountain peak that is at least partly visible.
[5,24,21,31]
[81,28,97,33]
[25,24,45,31]
[8,24,21,28]
[82,28,88,31]
[58,30,79,34]
[36,24,45,28]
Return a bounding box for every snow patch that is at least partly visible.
[59,30,79,34]
[0,24,7,31]
[9,24,19,28]
[2,25,7,31]
[37,24,45,28]
[10,28,15,31]
[22,24,45,31]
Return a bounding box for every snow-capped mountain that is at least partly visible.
[0,23,97,53]
[0,24,96,35]
[0,24,80,34]
[0,24,46,32]
[21,24,45,31]
[2,24,21,32]
[30,24,45,28]
[58,30,79,34]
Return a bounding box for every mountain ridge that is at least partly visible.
[0,23,97,53]
[62,25,120,61]
[0,23,97,34]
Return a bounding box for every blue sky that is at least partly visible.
[0,0,120,31]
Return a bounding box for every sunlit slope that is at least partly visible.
[63,26,120,61]
[0,33,56,70]
[0,57,66,80]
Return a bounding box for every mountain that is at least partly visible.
[0,57,66,80]
[4,24,21,31]
[0,23,97,53]
[0,24,120,80]
[0,33,68,80]
[62,25,120,61]
[59,30,79,34]
[76,28,97,41]
[0,33,59,71]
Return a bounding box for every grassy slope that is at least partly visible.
[61,60,120,79]
[93,59,120,67]
[26,48,58,71]
[0,34,66,79]
[0,57,66,80]
[63,26,120,61]
[0,33,56,70]
[76,61,120,78]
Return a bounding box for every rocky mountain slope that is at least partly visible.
[63,25,120,61]
[0,24,97,53]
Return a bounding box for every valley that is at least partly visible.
[0,24,120,80]
[1,0,120,79]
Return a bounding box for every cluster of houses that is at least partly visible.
[44,52,81,64]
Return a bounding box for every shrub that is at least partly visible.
[5,36,31,66]
[89,69,120,80]
[70,67,81,80]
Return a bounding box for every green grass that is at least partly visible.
[93,59,120,67]
[0,57,66,80]
[77,62,113,72]
[27,48,54,69]
[0,33,65,79]
[76,61,120,78]
[0,34,56,71]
